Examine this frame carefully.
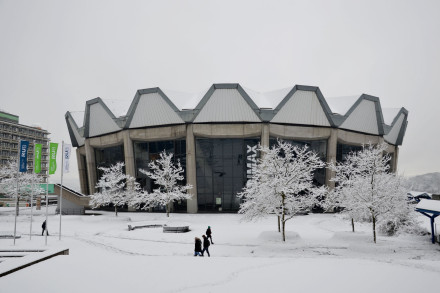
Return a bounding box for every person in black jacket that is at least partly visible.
[194,237,202,256]
[201,235,210,257]
[41,220,49,236]
[206,226,213,244]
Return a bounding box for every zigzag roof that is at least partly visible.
[65,84,408,147]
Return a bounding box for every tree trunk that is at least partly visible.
[282,219,286,242]
[166,202,170,217]
[351,218,355,232]
[281,193,286,242]
[372,215,376,244]
[115,206,118,217]
[277,216,280,232]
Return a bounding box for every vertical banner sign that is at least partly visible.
[19,140,29,172]
[34,143,42,174]
[49,142,58,175]
[63,144,72,173]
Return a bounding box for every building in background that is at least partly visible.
[0,110,50,181]
[65,84,408,213]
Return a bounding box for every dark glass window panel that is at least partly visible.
[336,143,363,162]
[94,145,125,182]
[133,139,187,211]
[195,138,259,212]
[269,137,327,186]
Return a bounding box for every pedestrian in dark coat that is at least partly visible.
[206,226,213,244]
[194,237,202,256]
[41,220,49,236]
[202,235,210,257]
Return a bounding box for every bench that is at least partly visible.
[128,224,163,231]
[162,225,189,233]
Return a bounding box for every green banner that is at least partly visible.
[49,142,58,175]
[34,143,42,174]
[39,184,54,193]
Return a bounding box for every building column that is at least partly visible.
[123,130,135,178]
[186,124,198,213]
[394,146,399,173]
[261,123,270,148]
[325,129,338,189]
[84,139,97,195]
[76,148,88,194]
[123,130,136,211]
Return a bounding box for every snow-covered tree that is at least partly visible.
[131,151,192,217]
[327,143,414,243]
[376,174,419,236]
[90,162,139,216]
[0,159,44,216]
[238,140,326,241]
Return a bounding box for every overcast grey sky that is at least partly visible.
[1,0,439,189]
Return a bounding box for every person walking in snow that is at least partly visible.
[41,220,49,236]
[206,226,213,244]
[201,235,210,257]
[194,237,202,256]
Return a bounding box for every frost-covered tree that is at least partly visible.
[238,140,326,241]
[0,159,44,216]
[132,151,192,217]
[91,162,139,216]
[376,174,418,236]
[327,143,413,243]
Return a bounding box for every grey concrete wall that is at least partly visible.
[186,124,198,213]
[337,129,381,145]
[84,140,97,195]
[270,124,331,140]
[193,123,262,138]
[129,125,186,141]
[76,147,89,195]
[326,129,338,189]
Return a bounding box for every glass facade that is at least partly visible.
[336,143,362,162]
[94,145,125,183]
[133,140,187,211]
[269,138,327,186]
[195,138,259,212]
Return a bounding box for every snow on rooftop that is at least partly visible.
[326,96,360,115]
[381,108,401,125]
[102,99,132,118]
[416,199,440,213]
[69,111,85,127]
[243,86,293,109]
[161,88,205,110]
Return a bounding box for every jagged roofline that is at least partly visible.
[124,87,184,129]
[68,84,408,145]
[384,107,408,145]
[337,94,385,135]
[272,85,336,127]
[83,97,121,138]
[65,111,80,147]
[190,83,262,122]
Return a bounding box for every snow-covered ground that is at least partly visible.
[0,207,439,293]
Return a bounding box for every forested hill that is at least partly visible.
[407,172,440,194]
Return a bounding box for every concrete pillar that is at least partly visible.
[123,130,136,178]
[123,130,136,211]
[186,124,198,213]
[261,123,270,148]
[394,146,399,173]
[325,129,338,189]
[76,148,88,194]
[84,139,97,194]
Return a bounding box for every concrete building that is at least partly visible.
[65,84,408,213]
[0,110,50,180]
